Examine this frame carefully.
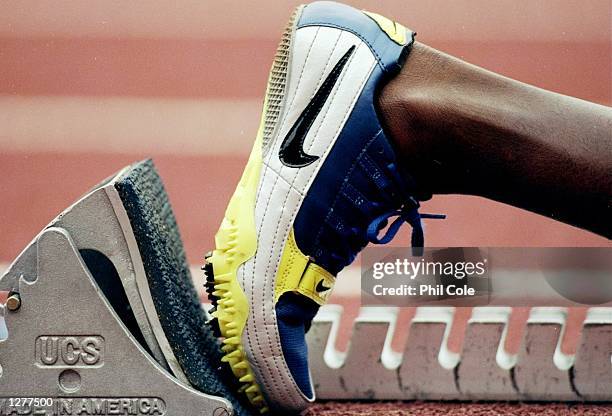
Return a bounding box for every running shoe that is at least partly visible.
[204,1,443,413]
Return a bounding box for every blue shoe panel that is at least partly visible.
[275,293,319,399]
[294,64,407,274]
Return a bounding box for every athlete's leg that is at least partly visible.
[378,42,612,238]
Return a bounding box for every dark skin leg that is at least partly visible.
[378,43,612,238]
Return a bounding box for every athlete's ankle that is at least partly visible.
[376,42,469,198]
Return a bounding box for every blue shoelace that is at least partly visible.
[324,160,445,271]
[364,162,445,254]
[366,201,446,255]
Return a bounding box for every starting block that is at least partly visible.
[307,305,612,402]
[0,160,250,416]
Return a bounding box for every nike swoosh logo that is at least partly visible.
[315,279,332,293]
[279,45,356,168]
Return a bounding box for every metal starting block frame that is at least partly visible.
[0,166,232,415]
[307,305,612,402]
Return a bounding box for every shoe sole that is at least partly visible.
[204,5,303,413]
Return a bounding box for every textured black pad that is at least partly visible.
[115,159,252,416]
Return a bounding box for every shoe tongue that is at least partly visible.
[275,292,319,399]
